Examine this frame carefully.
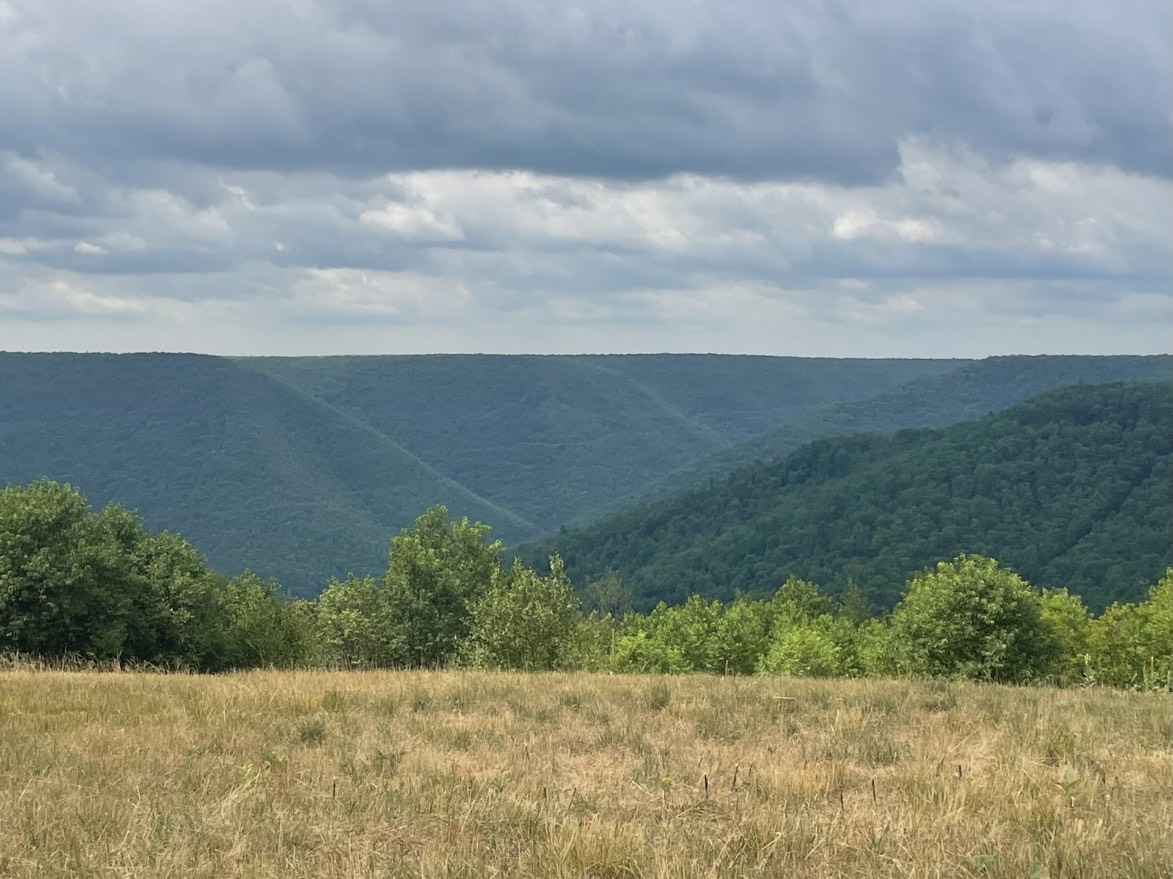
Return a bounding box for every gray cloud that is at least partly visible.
[2,141,1169,322]
[0,0,1169,357]
[1,0,1168,183]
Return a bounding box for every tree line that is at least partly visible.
[1,481,1168,689]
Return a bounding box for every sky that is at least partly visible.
[0,0,1170,357]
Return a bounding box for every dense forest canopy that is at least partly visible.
[615,354,1173,513]
[1,353,1168,597]
[521,382,1173,612]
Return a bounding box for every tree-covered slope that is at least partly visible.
[522,382,1173,612]
[3,353,1169,599]
[607,355,1173,516]
[0,354,531,595]
[244,354,959,530]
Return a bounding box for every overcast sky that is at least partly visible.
[1,0,1169,357]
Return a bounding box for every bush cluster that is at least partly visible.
[1,482,1168,688]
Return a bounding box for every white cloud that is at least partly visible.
[883,294,926,314]
[290,269,472,323]
[0,237,58,255]
[893,219,939,244]
[832,210,878,241]
[359,202,464,242]
[0,277,143,317]
[2,152,78,202]
[0,140,1168,355]
[51,282,142,315]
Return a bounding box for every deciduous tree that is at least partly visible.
[886,555,1057,682]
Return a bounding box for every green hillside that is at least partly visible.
[2,353,1169,600]
[242,354,959,530]
[607,355,1173,515]
[522,382,1173,612]
[0,354,531,595]
[0,352,957,594]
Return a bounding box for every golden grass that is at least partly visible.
[0,669,1168,878]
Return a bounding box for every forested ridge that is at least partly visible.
[611,354,1173,514]
[0,354,1168,600]
[0,353,957,594]
[241,353,957,530]
[522,382,1173,612]
[0,353,532,596]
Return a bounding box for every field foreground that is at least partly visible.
[0,670,1168,878]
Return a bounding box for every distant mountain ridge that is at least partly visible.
[0,354,533,594]
[596,354,1173,518]
[520,382,1173,612]
[241,354,959,530]
[0,352,1167,598]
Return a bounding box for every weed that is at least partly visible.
[558,690,584,711]
[260,747,288,770]
[321,689,348,713]
[296,717,327,746]
[645,682,671,712]
[969,852,998,873]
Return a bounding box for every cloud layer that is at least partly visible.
[1,0,1169,355]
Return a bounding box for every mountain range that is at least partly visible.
[1,352,1168,598]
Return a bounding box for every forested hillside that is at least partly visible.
[0,354,530,594]
[1,353,1168,598]
[612,355,1173,514]
[523,383,1173,612]
[0,353,954,593]
[242,354,957,530]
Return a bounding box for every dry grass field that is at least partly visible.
[0,669,1168,878]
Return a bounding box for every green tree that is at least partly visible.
[611,629,690,674]
[757,623,845,678]
[562,612,616,671]
[656,595,724,672]
[771,576,835,624]
[886,555,1057,682]
[837,578,873,625]
[612,595,724,674]
[134,530,234,670]
[581,568,633,619]
[715,595,772,674]
[223,572,303,668]
[317,575,390,666]
[382,506,502,667]
[0,481,138,659]
[1039,587,1092,685]
[464,556,580,670]
[281,599,322,668]
[1088,569,1172,689]
[856,618,902,677]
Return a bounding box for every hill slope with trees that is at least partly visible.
[240,354,959,530]
[1,353,1168,597]
[0,353,956,592]
[607,355,1173,515]
[0,354,531,594]
[522,382,1173,612]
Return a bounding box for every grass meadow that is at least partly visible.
[0,668,1168,878]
